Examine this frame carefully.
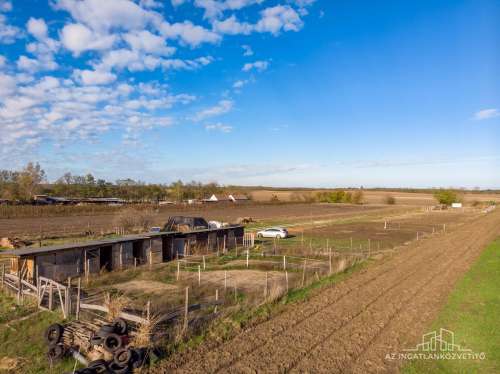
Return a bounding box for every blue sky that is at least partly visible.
[0,0,498,188]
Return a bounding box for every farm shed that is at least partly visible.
[1,225,244,282]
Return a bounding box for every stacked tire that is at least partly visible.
[85,319,147,373]
[45,324,66,362]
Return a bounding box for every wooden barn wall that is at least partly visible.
[111,242,134,269]
[10,227,244,281]
[86,249,100,274]
[144,238,163,265]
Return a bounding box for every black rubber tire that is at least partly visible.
[113,348,132,365]
[257,234,263,238]
[47,344,65,361]
[131,348,146,368]
[90,335,103,346]
[103,333,123,353]
[112,318,127,335]
[44,323,64,345]
[97,324,115,337]
[88,359,108,372]
[108,361,130,374]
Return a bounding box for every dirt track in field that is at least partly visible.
[156,209,500,374]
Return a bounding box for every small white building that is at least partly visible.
[451,202,463,208]
[229,194,250,203]
[203,194,231,202]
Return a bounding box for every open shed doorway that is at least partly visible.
[99,246,113,271]
[133,241,144,265]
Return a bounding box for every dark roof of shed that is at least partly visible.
[0,232,171,257]
[0,225,243,257]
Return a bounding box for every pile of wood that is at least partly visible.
[61,320,103,352]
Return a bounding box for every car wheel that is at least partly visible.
[257,234,263,238]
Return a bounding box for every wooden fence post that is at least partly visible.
[76,278,81,320]
[329,248,332,275]
[17,268,21,303]
[176,261,180,281]
[246,250,249,268]
[203,256,206,270]
[66,277,71,317]
[214,288,219,314]
[183,287,189,332]
[283,256,286,271]
[86,259,90,284]
[264,272,269,299]
[301,260,307,287]
[285,271,289,292]
[48,282,53,311]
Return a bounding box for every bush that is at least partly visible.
[385,195,396,205]
[315,190,353,204]
[113,208,154,232]
[352,190,364,204]
[433,190,459,206]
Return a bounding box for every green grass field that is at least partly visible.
[0,291,77,372]
[403,239,500,374]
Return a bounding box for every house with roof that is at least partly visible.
[203,194,232,202]
[228,194,250,202]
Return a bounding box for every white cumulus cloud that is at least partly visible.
[205,122,233,133]
[242,60,268,72]
[193,99,233,121]
[474,108,500,120]
[60,23,116,55]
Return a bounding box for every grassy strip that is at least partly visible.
[0,292,37,324]
[0,312,77,373]
[403,239,500,374]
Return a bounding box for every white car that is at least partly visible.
[256,227,288,239]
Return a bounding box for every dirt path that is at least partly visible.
[157,210,500,373]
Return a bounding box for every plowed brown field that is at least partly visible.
[156,209,500,373]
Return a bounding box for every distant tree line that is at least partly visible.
[290,190,365,204]
[0,163,227,203]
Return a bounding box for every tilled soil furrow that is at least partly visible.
[348,225,498,373]
[290,241,475,373]
[289,217,499,373]
[235,228,477,373]
[164,211,500,374]
[171,232,452,373]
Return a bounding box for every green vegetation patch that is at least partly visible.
[0,291,36,324]
[403,239,500,374]
[0,311,77,373]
